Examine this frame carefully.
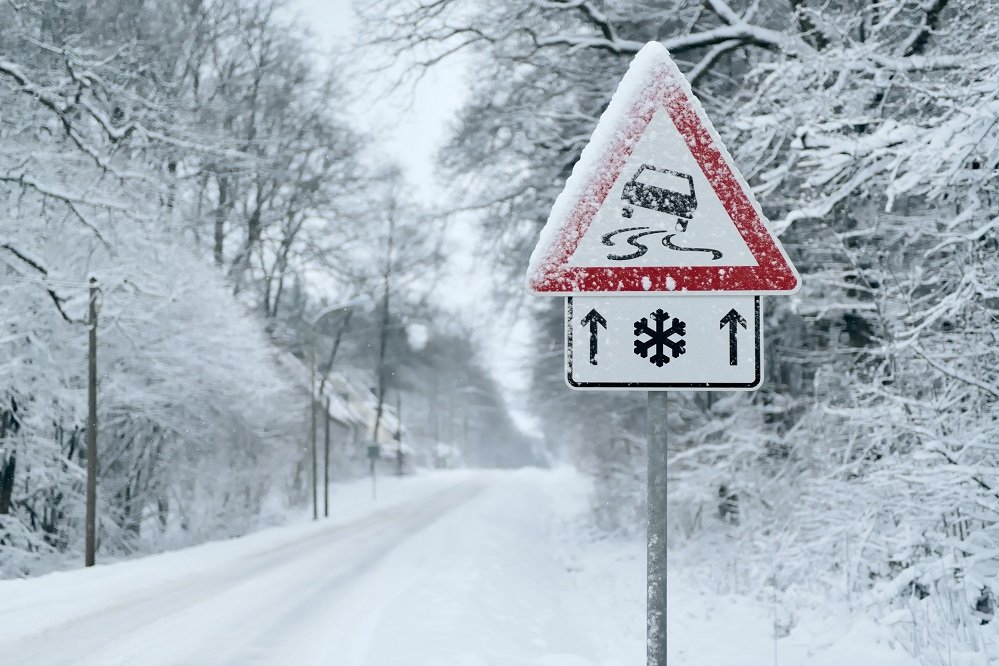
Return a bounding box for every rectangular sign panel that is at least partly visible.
[566,295,762,390]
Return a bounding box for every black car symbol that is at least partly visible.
[621,165,697,231]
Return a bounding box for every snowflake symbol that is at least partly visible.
[634,309,686,367]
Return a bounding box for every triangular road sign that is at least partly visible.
[526,42,799,295]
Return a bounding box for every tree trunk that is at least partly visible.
[0,453,15,515]
[214,176,228,267]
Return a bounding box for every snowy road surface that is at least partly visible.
[1,469,921,665]
[0,471,603,666]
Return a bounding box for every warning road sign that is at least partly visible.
[526,42,798,295]
[565,295,761,390]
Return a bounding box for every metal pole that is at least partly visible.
[324,396,330,518]
[370,457,377,500]
[309,344,317,521]
[85,278,98,568]
[647,390,668,665]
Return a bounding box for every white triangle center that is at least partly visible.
[566,109,758,268]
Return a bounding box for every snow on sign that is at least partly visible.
[526,42,799,295]
[566,295,761,390]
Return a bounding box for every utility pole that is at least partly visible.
[85,277,98,568]
[647,391,668,665]
[309,345,317,521]
[324,395,330,518]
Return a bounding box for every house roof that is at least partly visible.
[272,353,405,440]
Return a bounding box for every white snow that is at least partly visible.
[0,468,925,665]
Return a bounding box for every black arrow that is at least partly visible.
[580,308,607,366]
[719,308,747,366]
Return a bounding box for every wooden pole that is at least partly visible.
[324,396,330,518]
[85,278,98,567]
[309,344,317,521]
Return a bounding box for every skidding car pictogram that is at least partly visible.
[621,164,696,231]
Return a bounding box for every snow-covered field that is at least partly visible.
[1,468,925,665]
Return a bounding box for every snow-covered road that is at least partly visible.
[0,470,601,666]
[0,468,924,665]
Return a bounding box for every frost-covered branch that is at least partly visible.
[898,0,950,57]
[0,244,77,324]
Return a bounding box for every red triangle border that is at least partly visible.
[528,59,798,294]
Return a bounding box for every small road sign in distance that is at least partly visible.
[565,295,761,390]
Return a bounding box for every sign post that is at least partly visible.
[646,390,668,662]
[525,42,800,665]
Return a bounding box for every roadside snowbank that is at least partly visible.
[546,466,922,665]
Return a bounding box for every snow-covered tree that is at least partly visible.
[0,0,355,575]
